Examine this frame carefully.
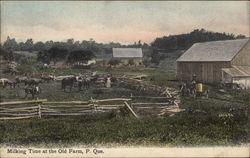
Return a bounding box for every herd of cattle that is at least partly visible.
[0,72,114,99]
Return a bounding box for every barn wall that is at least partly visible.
[177,62,231,83]
[115,58,143,66]
[222,71,233,83]
[231,41,250,66]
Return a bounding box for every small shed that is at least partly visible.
[112,48,143,66]
[222,66,250,89]
[176,39,250,84]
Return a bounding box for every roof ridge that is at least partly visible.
[194,38,249,45]
[177,39,249,62]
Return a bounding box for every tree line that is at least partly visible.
[37,47,96,65]
[151,28,246,50]
[0,37,148,64]
[0,28,247,65]
[1,37,148,53]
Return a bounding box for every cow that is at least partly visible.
[16,76,28,87]
[6,80,17,88]
[24,86,42,99]
[77,76,91,91]
[83,76,91,89]
[24,78,43,86]
[0,78,10,88]
[61,77,77,92]
[41,75,55,83]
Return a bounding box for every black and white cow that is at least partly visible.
[24,86,42,99]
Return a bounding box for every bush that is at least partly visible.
[108,59,120,67]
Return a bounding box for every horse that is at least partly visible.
[24,86,41,99]
[61,77,77,92]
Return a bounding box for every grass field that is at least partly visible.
[0,104,248,147]
[0,62,249,147]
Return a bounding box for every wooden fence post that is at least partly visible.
[91,97,97,112]
[129,93,133,109]
[38,104,42,119]
[124,101,139,119]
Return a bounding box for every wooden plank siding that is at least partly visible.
[231,41,250,66]
[177,62,231,84]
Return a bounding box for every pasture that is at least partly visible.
[0,62,249,146]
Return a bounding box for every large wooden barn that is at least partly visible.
[176,38,250,87]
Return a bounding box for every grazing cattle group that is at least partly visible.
[0,78,16,88]
[1,72,115,99]
[1,74,54,99]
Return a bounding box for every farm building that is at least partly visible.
[112,48,143,66]
[222,66,250,89]
[176,38,250,88]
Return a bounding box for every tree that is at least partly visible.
[34,41,45,51]
[24,38,34,51]
[44,40,54,50]
[67,38,74,45]
[48,47,68,65]
[37,51,50,64]
[0,45,14,61]
[236,34,246,39]
[67,49,96,64]
[19,42,25,51]
[3,36,19,51]
[151,49,161,65]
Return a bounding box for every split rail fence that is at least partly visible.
[0,95,179,120]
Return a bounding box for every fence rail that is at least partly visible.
[0,95,178,120]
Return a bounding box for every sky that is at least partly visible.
[1,1,249,44]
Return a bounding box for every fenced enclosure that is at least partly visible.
[0,99,46,120]
[0,95,180,120]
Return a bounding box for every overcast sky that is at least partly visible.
[1,1,249,44]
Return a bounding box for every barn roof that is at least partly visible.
[177,39,249,62]
[222,66,250,77]
[112,48,143,58]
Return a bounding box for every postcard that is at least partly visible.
[0,1,249,157]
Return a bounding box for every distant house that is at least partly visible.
[176,39,250,88]
[112,48,143,66]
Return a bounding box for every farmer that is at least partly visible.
[191,74,197,85]
[189,74,197,95]
[106,77,111,88]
